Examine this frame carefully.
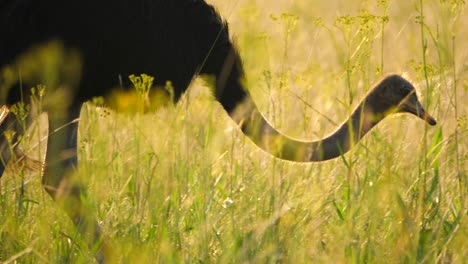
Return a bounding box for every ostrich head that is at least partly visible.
[368,74,437,126]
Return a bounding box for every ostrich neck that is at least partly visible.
[232,98,382,162]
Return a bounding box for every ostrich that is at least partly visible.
[0,0,436,262]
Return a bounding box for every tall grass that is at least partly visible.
[1,0,466,262]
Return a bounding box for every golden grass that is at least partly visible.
[1,0,466,262]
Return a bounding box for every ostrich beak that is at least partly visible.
[400,100,437,126]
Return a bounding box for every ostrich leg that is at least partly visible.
[42,105,114,263]
[0,109,16,176]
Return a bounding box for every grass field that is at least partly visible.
[1,0,467,263]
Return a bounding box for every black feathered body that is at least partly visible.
[0,0,246,112]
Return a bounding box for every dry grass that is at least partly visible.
[1,0,466,262]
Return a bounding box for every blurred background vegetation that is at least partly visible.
[1,0,466,262]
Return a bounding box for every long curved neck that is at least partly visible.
[231,97,383,162]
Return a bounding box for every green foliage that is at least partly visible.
[0,0,466,263]
[333,6,387,104]
[129,73,155,113]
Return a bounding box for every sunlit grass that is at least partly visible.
[1,0,467,263]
